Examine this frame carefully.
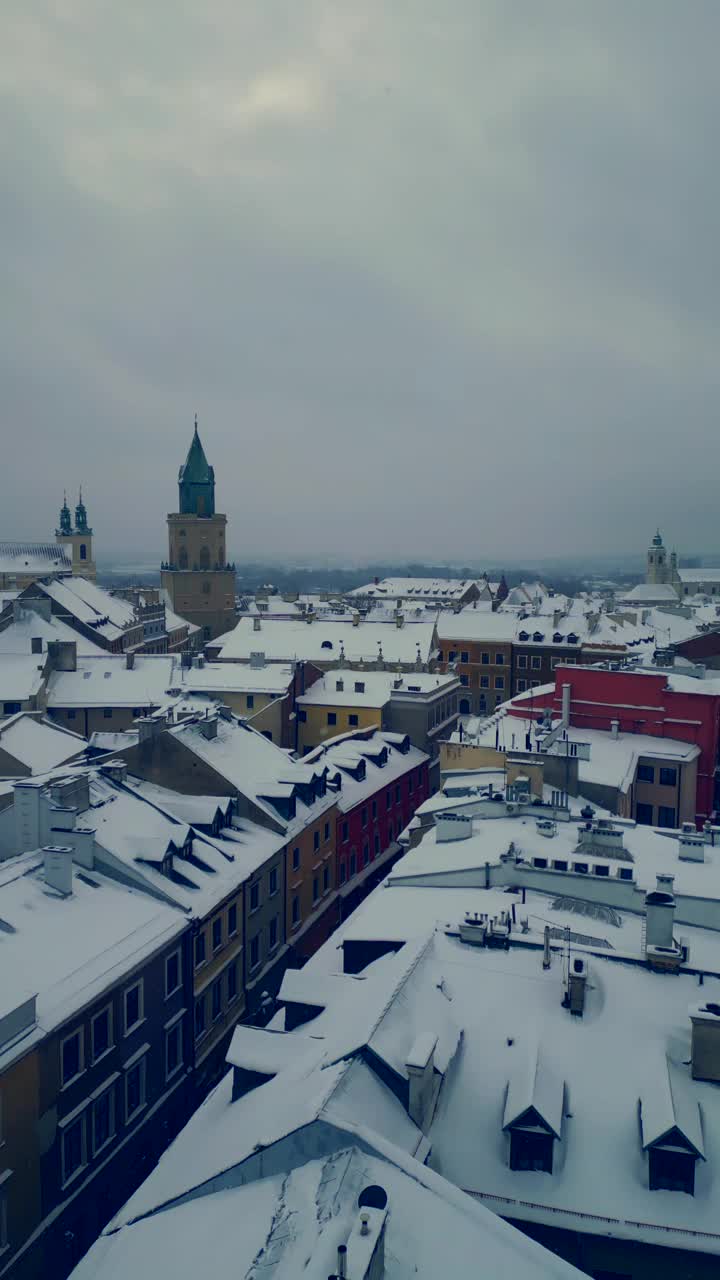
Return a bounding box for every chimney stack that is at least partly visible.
[43,845,73,895]
[645,874,676,952]
[47,640,77,672]
[253,616,262,632]
[543,924,551,970]
[125,651,135,670]
[561,683,571,727]
[610,719,620,739]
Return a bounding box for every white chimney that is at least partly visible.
[200,715,218,740]
[434,812,473,842]
[645,874,676,950]
[690,1002,720,1082]
[679,826,705,862]
[43,845,73,896]
[253,616,262,632]
[125,651,135,670]
[561,683,571,727]
[610,719,620,739]
[406,1032,438,1127]
[352,611,361,628]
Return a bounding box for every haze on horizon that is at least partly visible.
[2,3,718,563]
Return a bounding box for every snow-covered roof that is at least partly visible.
[41,577,137,642]
[0,606,106,656]
[0,542,72,576]
[350,576,484,600]
[47,655,177,708]
[617,583,681,603]
[123,778,234,828]
[438,609,645,651]
[298,667,455,709]
[0,852,184,1055]
[302,730,429,815]
[209,616,436,666]
[278,875,720,1251]
[679,568,720,584]
[437,610,517,642]
[0,713,85,774]
[71,1142,581,1280]
[0,653,45,703]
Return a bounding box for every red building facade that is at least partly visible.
[510,665,720,822]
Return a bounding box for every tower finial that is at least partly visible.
[194,413,198,432]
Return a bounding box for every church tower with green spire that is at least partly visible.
[161,418,235,641]
[55,488,97,580]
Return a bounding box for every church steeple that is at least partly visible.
[178,416,215,516]
[74,487,91,533]
[58,491,72,536]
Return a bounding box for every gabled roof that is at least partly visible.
[0,542,72,575]
[640,1058,705,1158]
[0,712,86,775]
[503,1041,564,1139]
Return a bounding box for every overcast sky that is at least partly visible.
[2,3,718,564]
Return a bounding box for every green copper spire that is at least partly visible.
[75,486,90,533]
[59,491,72,535]
[179,415,215,516]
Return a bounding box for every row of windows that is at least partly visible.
[515,679,542,693]
[61,1023,181,1189]
[637,764,678,788]
[248,913,281,967]
[60,964,172,1088]
[441,650,507,665]
[195,900,240,967]
[195,960,241,1039]
[637,803,677,828]
[338,830,388,883]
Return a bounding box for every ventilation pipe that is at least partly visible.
[610,719,620,739]
[645,874,676,950]
[543,924,551,970]
[561,683,571,728]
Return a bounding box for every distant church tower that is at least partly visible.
[160,419,236,641]
[646,529,681,593]
[55,490,97,581]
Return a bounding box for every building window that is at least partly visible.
[517,679,527,692]
[374,831,381,854]
[166,1019,183,1080]
[125,1056,146,1122]
[91,1006,112,1062]
[323,865,330,893]
[228,903,238,936]
[227,960,238,1002]
[323,821,330,843]
[386,790,392,809]
[659,767,678,788]
[79,544,87,561]
[103,708,112,719]
[313,830,320,852]
[124,981,144,1035]
[195,996,206,1039]
[460,674,469,686]
[246,694,254,709]
[339,861,347,884]
[250,882,260,912]
[61,1114,86,1186]
[460,651,469,664]
[350,851,357,876]
[313,876,319,903]
[481,653,489,665]
[531,656,542,670]
[495,653,505,665]
[292,894,300,925]
[3,702,21,715]
[292,846,300,871]
[269,916,279,950]
[92,1085,115,1156]
[269,866,278,895]
[371,800,377,820]
[297,708,307,722]
[361,806,368,828]
[341,821,349,842]
[68,708,77,720]
[250,935,260,970]
[636,802,654,825]
[327,712,337,726]
[362,842,369,867]
[61,1029,84,1087]
[658,805,677,828]
[211,979,222,1021]
[448,650,456,662]
[480,676,489,689]
[349,713,358,726]
[395,784,400,803]
[388,821,394,841]
[195,931,206,967]
[495,676,505,690]
[517,655,527,669]
[212,917,223,952]
[637,764,655,783]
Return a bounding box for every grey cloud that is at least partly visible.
[1,2,718,563]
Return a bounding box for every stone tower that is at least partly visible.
[646,530,668,586]
[160,419,236,641]
[55,489,97,581]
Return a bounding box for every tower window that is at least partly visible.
[179,548,188,569]
[199,546,210,570]
[80,544,87,560]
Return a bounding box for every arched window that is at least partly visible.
[199,546,210,570]
[459,698,470,715]
[79,544,87,561]
[179,547,188,569]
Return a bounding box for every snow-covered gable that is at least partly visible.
[640,1058,705,1157]
[304,729,428,815]
[0,654,46,704]
[47,655,177,708]
[209,616,436,667]
[503,1041,564,1139]
[0,712,85,775]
